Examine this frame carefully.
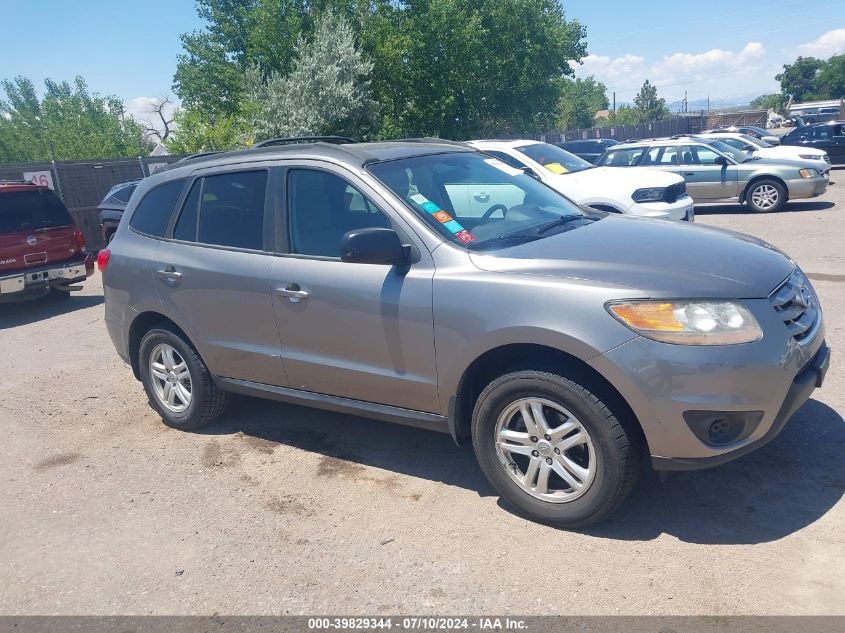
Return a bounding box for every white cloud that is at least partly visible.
[124,96,179,135]
[797,29,845,57]
[574,42,772,102]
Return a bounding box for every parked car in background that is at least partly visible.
[699,132,831,174]
[704,125,781,145]
[597,136,828,212]
[0,180,94,302]
[780,121,845,165]
[556,138,619,164]
[98,179,140,244]
[101,138,829,527]
[468,139,693,221]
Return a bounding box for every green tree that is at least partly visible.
[813,54,845,100]
[633,79,669,122]
[248,9,379,140]
[776,56,824,101]
[607,105,643,126]
[173,0,587,140]
[750,93,786,112]
[0,75,145,163]
[556,76,609,129]
[165,108,251,154]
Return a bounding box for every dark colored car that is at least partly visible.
[98,180,140,244]
[0,181,94,302]
[557,138,619,164]
[781,121,845,165]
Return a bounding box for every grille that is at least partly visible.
[770,270,820,343]
[665,181,687,203]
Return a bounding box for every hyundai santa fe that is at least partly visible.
[101,139,830,527]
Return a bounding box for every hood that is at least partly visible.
[469,214,794,299]
[740,156,818,169]
[549,166,682,191]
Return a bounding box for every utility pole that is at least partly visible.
[613,91,616,113]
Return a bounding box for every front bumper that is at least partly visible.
[628,195,694,221]
[652,343,829,470]
[588,296,827,470]
[786,175,828,199]
[0,255,94,297]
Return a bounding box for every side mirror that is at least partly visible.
[714,155,728,166]
[340,227,409,265]
[742,145,756,153]
[522,167,539,179]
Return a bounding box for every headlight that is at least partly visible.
[632,187,665,202]
[607,300,762,345]
[799,168,818,178]
[798,154,822,160]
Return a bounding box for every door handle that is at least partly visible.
[473,192,490,202]
[156,266,182,283]
[276,283,309,303]
[683,172,695,176]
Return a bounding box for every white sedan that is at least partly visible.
[467,139,694,221]
[699,132,831,175]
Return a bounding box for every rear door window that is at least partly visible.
[600,147,646,166]
[130,179,187,237]
[0,189,74,234]
[196,171,268,250]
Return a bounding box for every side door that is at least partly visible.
[830,124,845,163]
[268,163,439,413]
[153,165,287,387]
[679,144,738,200]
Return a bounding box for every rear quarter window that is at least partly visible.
[129,179,187,237]
[0,189,74,234]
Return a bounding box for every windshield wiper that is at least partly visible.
[467,232,542,250]
[535,214,593,234]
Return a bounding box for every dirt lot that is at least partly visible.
[1,174,844,616]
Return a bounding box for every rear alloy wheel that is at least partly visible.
[472,370,640,527]
[746,179,786,213]
[139,327,228,430]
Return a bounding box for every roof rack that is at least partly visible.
[177,151,223,163]
[386,137,470,147]
[253,136,358,148]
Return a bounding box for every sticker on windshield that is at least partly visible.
[483,158,522,176]
[544,162,568,174]
[408,193,475,243]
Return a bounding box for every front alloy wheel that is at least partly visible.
[495,397,596,502]
[747,179,785,212]
[472,370,640,527]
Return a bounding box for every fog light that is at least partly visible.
[683,411,764,447]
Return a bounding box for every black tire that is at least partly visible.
[471,370,640,528]
[745,179,786,213]
[138,327,228,430]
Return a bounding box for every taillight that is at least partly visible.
[97,249,111,272]
[73,226,86,252]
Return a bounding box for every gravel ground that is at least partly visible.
[1,172,843,616]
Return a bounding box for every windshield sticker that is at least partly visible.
[544,162,568,174]
[408,192,475,243]
[484,158,523,176]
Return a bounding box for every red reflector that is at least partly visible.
[73,226,86,251]
[97,249,111,272]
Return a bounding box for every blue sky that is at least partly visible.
[1,0,843,125]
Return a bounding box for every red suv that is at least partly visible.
[0,181,94,302]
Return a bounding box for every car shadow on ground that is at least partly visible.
[199,395,495,496]
[199,395,843,544]
[694,200,835,216]
[0,294,104,329]
[575,398,845,544]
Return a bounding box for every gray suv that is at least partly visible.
[101,139,830,527]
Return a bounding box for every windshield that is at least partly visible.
[739,134,769,148]
[706,140,748,163]
[514,143,593,174]
[368,152,592,250]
